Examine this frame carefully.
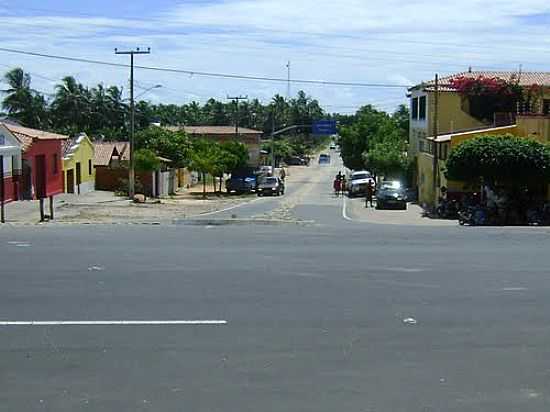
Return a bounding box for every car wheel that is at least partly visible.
[257,193,262,197]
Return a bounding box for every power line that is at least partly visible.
[0,47,411,89]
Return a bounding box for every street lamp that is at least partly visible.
[134,84,162,100]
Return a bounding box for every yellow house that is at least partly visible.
[410,70,550,205]
[418,115,550,205]
[62,133,95,194]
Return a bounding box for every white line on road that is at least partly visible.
[342,196,353,221]
[191,197,263,218]
[0,320,228,326]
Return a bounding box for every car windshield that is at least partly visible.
[352,173,371,180]
[380,188,404,196]
[263,177,278,184]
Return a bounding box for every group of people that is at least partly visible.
[333,172,347,197]
[333,171,376,208]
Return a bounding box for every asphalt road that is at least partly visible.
[1,152,550,411]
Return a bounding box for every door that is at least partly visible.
[21,159,32,200]
[76,162,81,195]
[35,155,46,199]
[66,169,75,194]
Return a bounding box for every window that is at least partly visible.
[89,159,92,175]
[419,96,427,120]
[543,99,550,115]
[53,153,58,175]
[412,98,419,120]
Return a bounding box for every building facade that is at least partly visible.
[410,71,550,205]
[63,133,95,194]
[5,123,66,201]
[0,123,22,203]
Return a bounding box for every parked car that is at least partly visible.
[285,156,308,166]
[348,170,375,197]
[257,177,285,196]
[376,186,407,210]
[329,143,336,150]
[225,176,257,194]
[319,154,331,165]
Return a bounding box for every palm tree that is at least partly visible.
[1,68,46,128]
[51,76,92,133]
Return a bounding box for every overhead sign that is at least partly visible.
[312,120,337,136]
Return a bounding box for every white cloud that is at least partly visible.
[1,0,550,114]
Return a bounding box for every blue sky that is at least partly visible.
[2,0,550,114]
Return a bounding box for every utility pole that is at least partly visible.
[227,96,248,136]
[286,61,291,99]
[271,108,276,171]
[115,47,151,199]
[432,73,439,206]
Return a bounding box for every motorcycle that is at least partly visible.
[458,205,488,226]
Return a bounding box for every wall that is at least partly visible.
[516,116,550,143]
[23,140,64,199]
[95,167,154,196]
[435,92,487,136]
[450,125,518,148]
[417,152,435,206]
[63,137,95,194]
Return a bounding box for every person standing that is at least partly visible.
[365,181,375,208]
[333,177,341,197]
[341,176,347,197]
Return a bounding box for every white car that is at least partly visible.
[329,143,336,150]
[348,171,375,197]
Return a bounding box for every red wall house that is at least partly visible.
[5,124,67,200]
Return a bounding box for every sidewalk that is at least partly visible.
[345,197,457,226]
[1,189,257,224]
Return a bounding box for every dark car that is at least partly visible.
[257,177,285,196]
[226,176,257,194]
[319,154,331,165]
[285,156,308,166]
[376,186,407,210]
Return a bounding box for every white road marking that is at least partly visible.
[192,197,263,218]
[0,320,227,326]
[498,288,528,292]
[342,196,353,221]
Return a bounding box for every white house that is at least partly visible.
[0,123,23,204]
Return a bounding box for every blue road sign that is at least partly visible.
[312,120,337,136]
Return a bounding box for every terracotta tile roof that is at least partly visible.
[12,132,33,151]
[413,71,550,92]
[171,126,262,135]
[114,142,129,161]
[4,123,68,140]
[93,142,128,166]
[1,122,68,152]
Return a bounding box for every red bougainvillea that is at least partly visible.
[448,76,541,122]
[449,76,522,98]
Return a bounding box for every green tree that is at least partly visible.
[446,135,550,186]
[135,126,191,168]
[363,139,408,178]
[188,139,221,197]
[1,68,48,128]
[134,148,161,172]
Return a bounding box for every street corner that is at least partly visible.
[343,197,457,227]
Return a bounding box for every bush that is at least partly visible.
[446,135,550,186]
